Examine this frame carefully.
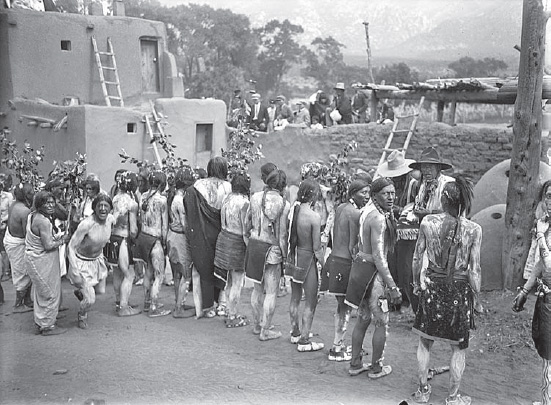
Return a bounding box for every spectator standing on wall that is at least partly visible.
[310,91,331,127]
[352,84,370,123]
[327,83,353,126]
[294,101,311,128]
[275,95,294,124]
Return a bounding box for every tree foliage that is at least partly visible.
[448,57,508,78]
[303,36,346,93]
[374,62,420,85]
[255,19,304,94]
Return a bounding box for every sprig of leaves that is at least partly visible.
[221,118,264,177]
[0,128,45,190]
[50,152,87,208]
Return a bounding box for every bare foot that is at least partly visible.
[259,329,282,341]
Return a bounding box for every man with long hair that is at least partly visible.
[245,169,290,341]
[411,175,481,405]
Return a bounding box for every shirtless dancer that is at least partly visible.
[104,171,141,316]
[5,183,34,313]
[68,194,115,329]
[345,177,402,378]
[321,179,370,361]
[245,169,290,341]
[134,171,170,317]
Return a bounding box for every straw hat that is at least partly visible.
[333,82,345,91]
[408,146,452,170]
[377,150,415,178]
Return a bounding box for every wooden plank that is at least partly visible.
[20,115,56,124]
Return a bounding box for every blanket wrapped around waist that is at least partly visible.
[214,229,247,286]
[344,253,378,309]
[245,238,272,284]
[132,232,159,263]
[285,247,314,284]
[104,235,134,266]
[320,254,353,295]
[533,291,551,360]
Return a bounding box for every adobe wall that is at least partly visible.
[0,9,168,109]
[248,122,518,191]
[154,98,227,170]
[0,99,86,178]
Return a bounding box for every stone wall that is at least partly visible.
[248,122,519,191]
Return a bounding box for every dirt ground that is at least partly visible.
[0,276,542,405]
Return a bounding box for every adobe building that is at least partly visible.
[0,5,226,185]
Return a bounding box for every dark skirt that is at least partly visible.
[320,255,352,295]
[103,235,134,266]
[285,248,314,284]
[533,294,551,360]
[344,255,378,309]
[132,232,159,263]
[214,229,246,287]
[412,277,474,350]
[244,238,272,284]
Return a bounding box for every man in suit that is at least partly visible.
[247,93,269,132]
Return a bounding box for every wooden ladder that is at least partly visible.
[143,101,164,167]
[378,96,425,166]
[91,36,124,107]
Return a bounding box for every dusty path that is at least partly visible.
[0,278,541,405]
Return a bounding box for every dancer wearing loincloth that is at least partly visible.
[167,167,196,318]
[105,171,141,317]
[5,183,35,313]
[345,178,402,379]
[214,173,250,328]
[411,175,480,405]
[321,178,370,361]
[287,179,326,352]
[69,194,115,329]
[246,169,290,341]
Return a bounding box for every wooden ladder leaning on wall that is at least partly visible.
[91,36,124,107]
[378,96,425,166]
[142,101,164,168]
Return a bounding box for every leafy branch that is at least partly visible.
[221,118,265,176]
[0,128,45,190]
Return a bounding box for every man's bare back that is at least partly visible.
[140,191,167,239]
[295,205,321,253]
[331,203,360,260]
[7,202,30,238]
[112,193,138,238]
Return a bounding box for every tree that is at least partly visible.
[374,62,419,85]
[502,0,547,289]
[255,19,304,94]
[448,56,508,78]
[303,36,346,93]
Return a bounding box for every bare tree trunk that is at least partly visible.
[503,0,547,289]
[363,22,375,84]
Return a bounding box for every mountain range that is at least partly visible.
[158,0,525,67]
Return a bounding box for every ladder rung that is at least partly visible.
[104,81,119,85]
[396,113,418,119]
[383,148,404,153]
[391,129,410,134]
[102,66,117,71]
[98,51,114,56]
[108,96,122,100]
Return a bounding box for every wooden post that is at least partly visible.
[370,91,379,122]
[503,0,547,290]
[449,101,457,126]
[363,22,375,84]
[436,101,445,122]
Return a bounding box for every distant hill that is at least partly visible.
[158,0,523,68]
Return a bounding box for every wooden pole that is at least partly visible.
[363,22,375,84]
[370,91,379,122]
[503,0,547,290]
[449,101,457,126]
[436,101,445,122]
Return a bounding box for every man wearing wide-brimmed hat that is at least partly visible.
[376,150,420,314]
[327,82,352,126]
[410,146,454,218]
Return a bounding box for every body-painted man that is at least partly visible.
[214,173,251,327]
[104,171,140,316]
[287,179,326,351]
[167,167,196,318]
[245,169,290,341]
[321,179,370,361]
[68,194,115,329]
[134,171,170,317]
[5,183,34,313]
[345,177,402,378]
[411,175,481,405]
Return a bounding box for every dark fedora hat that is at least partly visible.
[409,146,452,170]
